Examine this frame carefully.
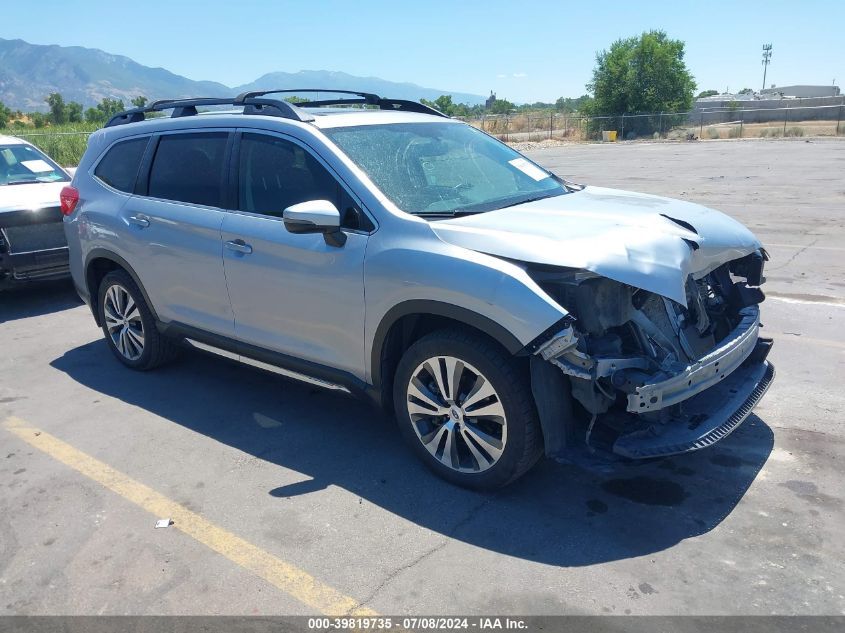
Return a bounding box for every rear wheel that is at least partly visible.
[97,269,178,370]
[393,329,543,489]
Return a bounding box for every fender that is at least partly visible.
[369,299,525,389]
[83,248,160,325]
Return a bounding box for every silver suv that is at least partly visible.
[63,90,774,489]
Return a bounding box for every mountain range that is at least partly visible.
[0,38,486,111]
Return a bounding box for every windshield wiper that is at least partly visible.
[415,209,485,218]
[1,180,41,186]
[497,193,558,210]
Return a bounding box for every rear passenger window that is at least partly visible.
[238,133,340,217]
[94,137,148,193]
[148,133,228,207]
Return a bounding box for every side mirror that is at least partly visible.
[283,200,346,247]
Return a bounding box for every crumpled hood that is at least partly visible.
[430,186,762,306]
[0,182,66,213]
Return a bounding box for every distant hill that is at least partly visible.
[0,38,485,111]
[234,70,485,106]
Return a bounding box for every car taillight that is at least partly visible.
[60,185,79,216]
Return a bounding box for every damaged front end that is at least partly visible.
[0,206,70,288]
[528,250,775,459]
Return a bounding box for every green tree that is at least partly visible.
[85,97,125,123]
[697,89,719,98]
[0,101,11,128]
[46,92,68,124]
[432,95,455,114]
[737,88,753,95]
[420,95,455,115]
[66,101,84,123]
[30,112,48,128]
[555,95,593,113]
[489,98,515,114]
[131,95,148,108]
[585,30,695,135]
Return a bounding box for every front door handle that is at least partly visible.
[128,213,150,228]
[224,239,253,255]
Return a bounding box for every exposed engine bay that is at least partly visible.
[527,249,774,458]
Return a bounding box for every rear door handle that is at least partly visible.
[224,239,253,255]
[128,213,150,228]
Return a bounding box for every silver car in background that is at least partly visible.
[63,90,774,488]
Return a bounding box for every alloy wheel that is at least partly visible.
[103,284,145,361]
[406,356,507,473]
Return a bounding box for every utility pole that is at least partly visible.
[761,44,773,91]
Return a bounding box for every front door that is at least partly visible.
[221,132,369,378]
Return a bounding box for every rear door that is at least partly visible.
[220,131,371,376]
[122,131,233,335]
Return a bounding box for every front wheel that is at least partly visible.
[393,329,543,489]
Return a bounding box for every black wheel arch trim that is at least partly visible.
[370,300,526,389]
[83,249,160,326]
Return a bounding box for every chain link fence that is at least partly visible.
[460,103,845,143]
[7,102,844,166]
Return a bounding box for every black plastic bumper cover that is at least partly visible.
[612,356,775,459]
[0,206,70,285]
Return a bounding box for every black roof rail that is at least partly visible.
[104,96,314,128]
[234,89,448,118]
[104,89,448,128]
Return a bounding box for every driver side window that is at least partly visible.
[238,133,340,218]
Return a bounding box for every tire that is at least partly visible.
[393,328,543,490]
[96,269,179,370]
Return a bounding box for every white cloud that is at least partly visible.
[513,72,528,78]
[496,74,507,79]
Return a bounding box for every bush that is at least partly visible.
[728,126,741,138]
[23,133,91,166]
[707,128,721,139]
[11,122,100,165]
[758,128,770,137]
[785,126,805,137]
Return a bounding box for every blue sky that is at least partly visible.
[3,0,843,103]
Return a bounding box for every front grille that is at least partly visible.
[1,222,67,253]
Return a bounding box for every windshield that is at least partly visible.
[0,143,69,186]
[323,122,566,216]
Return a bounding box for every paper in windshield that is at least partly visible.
[508,158,549,182]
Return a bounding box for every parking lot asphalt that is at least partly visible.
[1,138,844,615]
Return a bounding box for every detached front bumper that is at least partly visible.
[613,355,774,459]
[535,304,775,460]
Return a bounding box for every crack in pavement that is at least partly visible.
[352,494,497,611]
[768,238,819,271]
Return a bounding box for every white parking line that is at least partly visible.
[768,295,845,308]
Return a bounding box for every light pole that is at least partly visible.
[761,44,773,92]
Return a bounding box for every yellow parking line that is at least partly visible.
[3,416,377,616]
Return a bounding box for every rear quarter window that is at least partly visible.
[94,137,149,193]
